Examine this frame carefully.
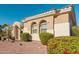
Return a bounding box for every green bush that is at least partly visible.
[72,26,79,36]
[39,32,54,45]
[0,32,6,37]
[48,36,79,54]
[21,32,32,42]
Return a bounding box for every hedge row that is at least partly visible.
[72,26,79,36]
[48,36,79,54]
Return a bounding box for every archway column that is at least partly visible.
[12,22,22,41]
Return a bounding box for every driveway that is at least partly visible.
[0,40,47,54]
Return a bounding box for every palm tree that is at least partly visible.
[2,24,8,28]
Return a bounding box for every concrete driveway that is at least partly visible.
[0,40,47,54]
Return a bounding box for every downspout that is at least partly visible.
[53,15,55,37]
[53,9,57,37]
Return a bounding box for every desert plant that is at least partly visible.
[0,36,1,40]
[19,43,23,46]
[48,36,79,54]
[39,32,54,45]
[11,37,15,41]
[9,36,15,42]
[2,37,6,41]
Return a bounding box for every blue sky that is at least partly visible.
[0,4,79,26]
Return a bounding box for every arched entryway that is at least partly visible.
[12,22,22,40]
[31,22,40,41]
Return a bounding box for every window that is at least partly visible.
[31,22,37,34]
[40,20,47,33]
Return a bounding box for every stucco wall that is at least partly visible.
[54,23,70,37]
[23,15,54,34]
[54,14,70,37]
[23,15,54,41]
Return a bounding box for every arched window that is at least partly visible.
[31,22,37,34]
[39,20,47,33]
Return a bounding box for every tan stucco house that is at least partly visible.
[12,5,76,41]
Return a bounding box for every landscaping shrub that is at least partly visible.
[39,32,54,45]
[21,32,32,42]
[72,26,79,36]
[48,36,79,54]
[11,37,15,42]
[0,36,1,40]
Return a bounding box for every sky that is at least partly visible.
[0,4,79,26]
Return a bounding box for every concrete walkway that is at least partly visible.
[0,40,47,54]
